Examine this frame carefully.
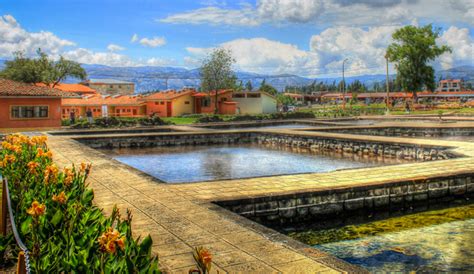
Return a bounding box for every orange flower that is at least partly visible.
[1,141,12,150]
[2,154,16,167]
[30,136,47,145]
[63,167,75,186]
[44,164,59,184]
[36,148,46,158]
[116,236,126,250]
[26,201,46,217]
[27,161,40,174]
[52,191,68,204]
[193,247,212,273]
[98,227,126,254]
[11,145,22,154]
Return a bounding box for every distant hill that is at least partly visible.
[1,60,473,92]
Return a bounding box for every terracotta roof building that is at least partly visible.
[0,79,72,128]
[36,83,98,95]
[61,94,145,118]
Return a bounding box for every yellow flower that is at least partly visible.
[52,191,68,204]
[26,201,46,217]
[1,141,12,150]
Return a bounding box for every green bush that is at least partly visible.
[195,115,224,123]
[70,116,169,129]
[0,134,159,272]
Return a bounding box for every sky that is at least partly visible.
[0,0,473,77]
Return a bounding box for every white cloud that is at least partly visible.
[160,6,259,26]
[437,26,474,69]
[139,36,166,48]
[160,0,473,27]
[107,43,125,52]
[256,0,326,23]
[186,38,320,75]
[309,26,399,76]
[130,34,139,43]
[0,14,75,57]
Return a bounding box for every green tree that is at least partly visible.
[0,49,86,87]
[386,25,451,100]
[276,94,295,106]
[259,79,278,96]
[200,48,237,114]
[245,80,253,91]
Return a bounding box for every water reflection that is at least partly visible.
[102,144,404,183]
[289,202,474,272]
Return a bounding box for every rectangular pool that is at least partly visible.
[101,144,401,183]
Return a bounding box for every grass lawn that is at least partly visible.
[390,108,474,115]
[162,117,199,125]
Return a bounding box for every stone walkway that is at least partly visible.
[45,124,474,273]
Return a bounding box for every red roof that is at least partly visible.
[192,89,233,97]
[0,79,70,97]
[62,94,144,106]
[143,89,194,101]
[36,83,97,94]
[439,79,461,83]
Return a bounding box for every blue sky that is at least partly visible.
[0,0,473,77]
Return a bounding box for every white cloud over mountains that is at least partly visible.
[186,26,473,77]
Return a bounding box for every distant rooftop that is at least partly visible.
[87,79,134,84]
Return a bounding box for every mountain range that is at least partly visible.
[1,60,473,93]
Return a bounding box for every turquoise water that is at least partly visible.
[289,203,474,272]
[105,144,400,183]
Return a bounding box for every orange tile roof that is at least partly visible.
[36,83,98,94]
[192,89,233,97]
[0,79,70,97]
[142,89,194,101]
[62,94,144,106]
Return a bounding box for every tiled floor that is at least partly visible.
[45,123,474,273]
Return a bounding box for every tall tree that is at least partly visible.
[245,80,253,91]
[386,24,451,100]
[259,81,278,96]
[200,48,237,114]
[0,49,86,87]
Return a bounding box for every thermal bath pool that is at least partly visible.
[103,144,401,183]
[289,201,474,272]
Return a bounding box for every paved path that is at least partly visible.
[45,124,474,273]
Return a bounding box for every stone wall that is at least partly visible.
[256,133,453,161]
[315,126,474,138]
[217,172,474,227]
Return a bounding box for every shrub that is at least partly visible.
[195,115,224,123]
[0,134,159,273]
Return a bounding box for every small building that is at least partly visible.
[82,79,135,95]
[437,79,463,92]
[232,91,277,114]
[0,79,71,128]
[36,83,97,96]
[192,90,237,115]
[141,89,195,117]
[61,94,145,119]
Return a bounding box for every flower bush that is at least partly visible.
[0,134,159,273]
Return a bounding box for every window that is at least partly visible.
[233,93,245,98]
[11,106,49,119]
[201,97,211,107]
[184,101,190,104]
[160,101,165,105]
[247,93,261,98]
[221,97,227,102]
